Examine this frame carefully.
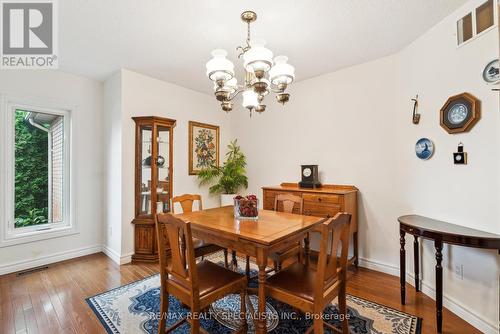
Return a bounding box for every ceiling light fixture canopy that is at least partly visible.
[205,10,295,116]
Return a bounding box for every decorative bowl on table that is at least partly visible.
[234,195,259,220]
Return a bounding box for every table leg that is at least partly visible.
[232,250,238,269]
[435,239,443,333]
[414,235,420,292]
[304,233,310,267]
[256,248,268,334]
[400,229,406,305]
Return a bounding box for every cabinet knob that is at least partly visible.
[318,198,322,202]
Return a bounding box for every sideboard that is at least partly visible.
[262,182,359,266]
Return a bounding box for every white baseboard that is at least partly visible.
[0,244,102,276]
[102,245,133,265]
[358,257,400,276]
[358,256,499,334]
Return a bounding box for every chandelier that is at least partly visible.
[205,11,295,115]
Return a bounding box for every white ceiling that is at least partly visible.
[59,0,467,94]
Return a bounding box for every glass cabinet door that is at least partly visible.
[139,125,153,215]
[156,126,170,214]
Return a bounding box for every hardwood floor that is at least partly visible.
[0,252,482,334]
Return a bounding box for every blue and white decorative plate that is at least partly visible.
[415,138,434,160]
[483,59,499,84]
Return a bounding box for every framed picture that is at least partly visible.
[188,121,220,175]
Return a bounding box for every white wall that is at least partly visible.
[230,1,499,332]
[103,71,123,261]
[103,69,234,261]
[0,70,104,274]
[394,1,500,331]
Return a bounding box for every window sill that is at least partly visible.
[0,225,79,248]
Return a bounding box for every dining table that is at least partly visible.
[174,205,327,333]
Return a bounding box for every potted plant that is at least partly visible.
[197,139,248,206]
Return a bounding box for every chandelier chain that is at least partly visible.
[246,21,251,48]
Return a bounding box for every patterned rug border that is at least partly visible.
[85,271,423,334]
[86,273,160,334]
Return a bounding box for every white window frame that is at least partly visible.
[1,95,76,247]
[456,0,498,48]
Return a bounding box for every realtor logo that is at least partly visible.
[1,0,58,68]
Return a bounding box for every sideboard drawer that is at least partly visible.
[303,203,341,218]
[303,193,340,205]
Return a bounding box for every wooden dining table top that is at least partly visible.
[174,205,326,246]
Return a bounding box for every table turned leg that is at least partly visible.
[256,248,268,334]
[414,235,420,292]
[304,233,310,267]
[435,239,443,333]
[400,229,406,305]
[232,250,238,269]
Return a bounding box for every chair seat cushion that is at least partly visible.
[266,263,317,302]
[170,260,244,297]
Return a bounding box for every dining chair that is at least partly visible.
[156,213,248,334]
[271,193,305,271]
[171,194,229,267]
[266,213,352,334]
[242,193,305,277]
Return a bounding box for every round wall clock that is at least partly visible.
[440,92,480,134]
[415,138,434,160]
[483,59,499,84]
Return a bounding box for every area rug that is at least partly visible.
[86,252,422,334]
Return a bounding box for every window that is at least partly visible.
[457,13,473,45]
[457,0,497,46]
[476,0,494,34]
[2,101,72,244]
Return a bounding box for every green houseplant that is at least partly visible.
[197,139,248,206]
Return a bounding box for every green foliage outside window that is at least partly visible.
[14,110,49,228]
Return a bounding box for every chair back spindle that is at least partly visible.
[274,193,303,214]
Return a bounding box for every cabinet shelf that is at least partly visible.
[142,140,169,144]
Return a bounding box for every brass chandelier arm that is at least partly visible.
[226,88,246,101]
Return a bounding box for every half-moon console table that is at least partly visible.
[398,214,500,333]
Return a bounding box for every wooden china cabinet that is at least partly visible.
[131,116,176,262]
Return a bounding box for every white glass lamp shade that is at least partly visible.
[214,77,238,94]
[243,39,273,73]
[206,49,234,82]
[269,55,295,85]
[242,90,259,109]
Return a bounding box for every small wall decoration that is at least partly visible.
[188,121,219,175]
[411,94,420,124]
[453,143,467,165]
[440,92,480,134]
[415,138,434,160]
[482,59,499,85]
